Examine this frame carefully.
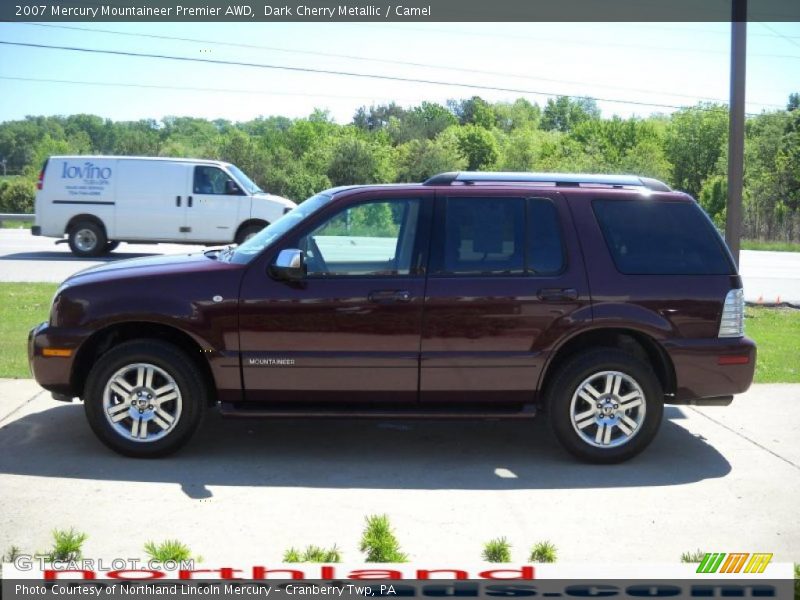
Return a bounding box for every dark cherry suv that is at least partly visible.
[28,172,755,462]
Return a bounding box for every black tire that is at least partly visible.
[106,241,120,252]
[546,348,664,463]
[84,340,207,458]
[67,220,108,257]
[235,222,267,245]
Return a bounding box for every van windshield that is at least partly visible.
[228,165,262,195]
[228,192,332,264]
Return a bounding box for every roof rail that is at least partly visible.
[422,171,671,191]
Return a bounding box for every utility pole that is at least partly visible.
[726,0,747,266]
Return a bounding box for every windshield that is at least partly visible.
[227,165,262,195]
[229,192,332,264]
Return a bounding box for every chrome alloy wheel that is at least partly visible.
[569,370,646,448]
[74,228,98,252]
[102,363,183,443]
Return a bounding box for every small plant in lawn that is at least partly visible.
[41,529,87,561]
[144,539,193,563]
[283,545,342,563]
[680,549,706,563]
[482,538,512,563]
[1,545,22,575]
[794,563,798,599]
[529,541,557,563]
[2,545,21,562]
[359,514,408,563]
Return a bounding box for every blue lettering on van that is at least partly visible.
[61,161,112,181]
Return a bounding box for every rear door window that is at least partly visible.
[592,199,734,275]
[434,196,565,276]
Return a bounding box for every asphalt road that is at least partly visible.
[0,379,798,563]
[1,229,799,304]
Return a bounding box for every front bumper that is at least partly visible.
[28,321,87,400]
[664,336,757,404]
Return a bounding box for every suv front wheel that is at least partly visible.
[547,349,664,463]
[84,340,207,457]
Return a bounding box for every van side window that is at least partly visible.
[194,166,235,195]
[441,197,525,275]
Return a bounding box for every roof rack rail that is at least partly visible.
[422,171,671,192]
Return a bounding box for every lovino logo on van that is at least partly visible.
[61,161,112,181]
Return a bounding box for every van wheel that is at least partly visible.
[83,340,207,458]
[235,222,266,245]
[547,349,663,464]
[68,221,107,257]
[106,241,120,253]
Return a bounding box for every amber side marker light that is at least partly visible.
[718,355,750,365]
[42,348,73,358]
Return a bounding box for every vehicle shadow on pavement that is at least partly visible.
[0,251,157,262]
[0,405,729,498]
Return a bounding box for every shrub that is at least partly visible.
[2,545,21,562]
[0,178,35,214]
[482,538,512,563]
[359,514,408,563]
[42,528,87,561]
[144,539,193,563]
[529,541,557,563]
[680,549,706,563]
[283,545,341,563]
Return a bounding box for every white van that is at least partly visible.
[32,156,297,257]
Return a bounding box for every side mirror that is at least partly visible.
[225,180,242,195]
[270,249,306,281]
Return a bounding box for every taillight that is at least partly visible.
[37,161,47,190]
[718,288,744,338]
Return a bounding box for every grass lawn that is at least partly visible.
[746,306,800,383]
[0,284,798,384]
[0,283,56,378]
[1,220,33,229]
[741,239,800,253]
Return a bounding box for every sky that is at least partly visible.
[0,21,798,124]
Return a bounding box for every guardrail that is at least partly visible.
[0,213,33,227]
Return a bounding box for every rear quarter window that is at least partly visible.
[592,199,734,275]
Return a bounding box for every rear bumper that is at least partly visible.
[664,336,756,404]
[28,321,87,399]
[31,225,41,236]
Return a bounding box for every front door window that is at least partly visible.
[298,199,421,277]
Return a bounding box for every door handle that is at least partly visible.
[537,288,578,302]
[176,196,181,207]
[188,196,193,208]
[368,290,412,304]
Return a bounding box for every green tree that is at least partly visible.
[454,124,499,170]
[664,104,728,197]
[494,99,541,132]
[327,135,394,186]
[698,175,727,228]
[396,137,465,182]
[541,96,600,133]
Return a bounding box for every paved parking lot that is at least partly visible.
[1,379,798,565]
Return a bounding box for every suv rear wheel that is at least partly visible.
[84,340,207,457]
[547,349,663,463]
